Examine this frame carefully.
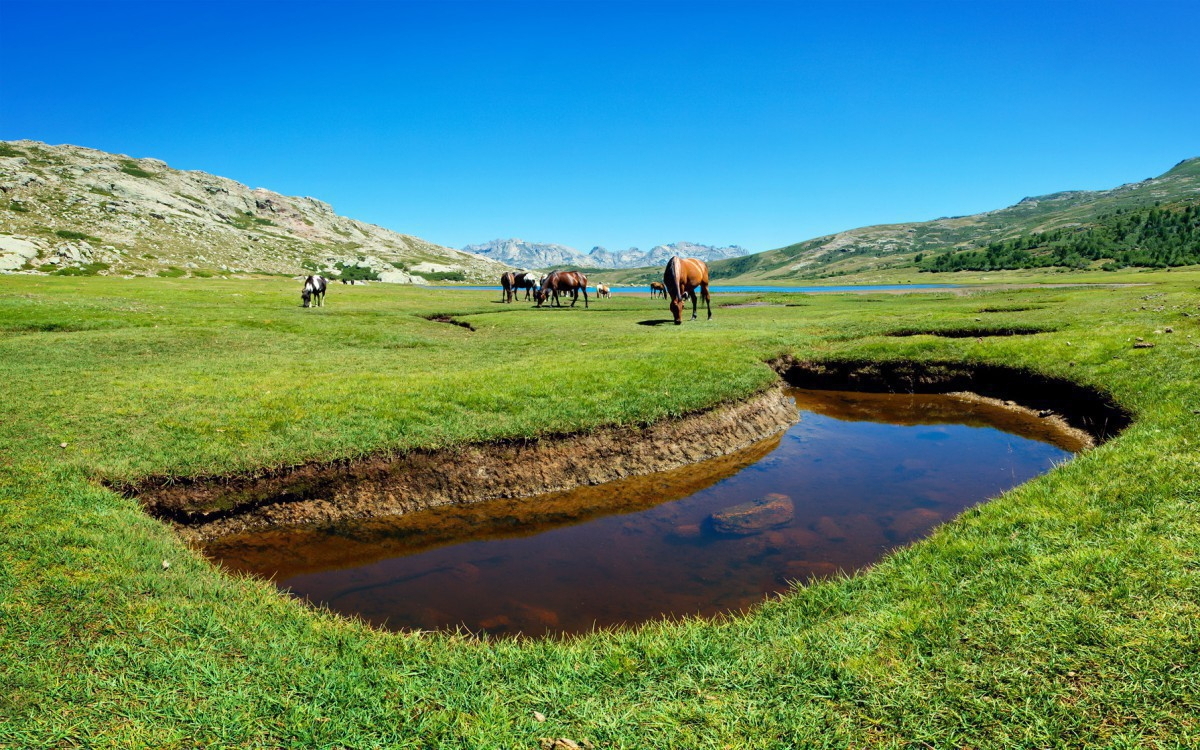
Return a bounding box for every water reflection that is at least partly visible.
[205,389,1076,637]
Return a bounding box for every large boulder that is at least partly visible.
[0,235,41,271]
[709,493,794,535]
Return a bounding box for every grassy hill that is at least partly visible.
[709,157,1200,282]
[582,158,1200,286]
[0,140,510,282]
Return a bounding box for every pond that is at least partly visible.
[204,388,1081,637]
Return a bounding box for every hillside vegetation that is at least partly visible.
[704,156,1200,282]
[920,200,1200,272]
[0,140,508,282]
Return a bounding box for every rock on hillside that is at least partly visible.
[0,140,508,282]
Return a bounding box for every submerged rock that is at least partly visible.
[709,493,794,535]
[889,507,943,538]
[814,516,846,541]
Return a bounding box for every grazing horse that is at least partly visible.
[663,256,711,325]
[513,271,539,300]
[649,281,667,299]
[301,275,327,308]
[536,270,589,308]
[596,284,611,299]
[500,271,517,303]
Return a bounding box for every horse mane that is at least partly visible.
[666,256,683,302]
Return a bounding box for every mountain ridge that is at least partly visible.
[463,238,750,270]
[0,140,508,281]
[704,156,1200,282]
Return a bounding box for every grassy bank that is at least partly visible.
[1,273,1198,747]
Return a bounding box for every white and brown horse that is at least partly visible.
[513,271,539,300]
[662,256,711,325]
[536,270,589,308]
[596,284,611,299]
[302,275,328,308]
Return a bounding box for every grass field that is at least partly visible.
[1,273,1198,748]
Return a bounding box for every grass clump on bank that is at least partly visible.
[1,272,1199,747]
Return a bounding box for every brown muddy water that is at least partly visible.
[204,388,1080,637]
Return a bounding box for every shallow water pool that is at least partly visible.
[205,389,1079,637]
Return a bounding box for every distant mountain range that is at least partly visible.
[462,238,752,270]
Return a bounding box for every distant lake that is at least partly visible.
[439,284,960,294]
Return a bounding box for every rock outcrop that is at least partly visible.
[0,140,509,281]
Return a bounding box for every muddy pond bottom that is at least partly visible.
[205,389,1078,637]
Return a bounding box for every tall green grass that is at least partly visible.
[1,274,1198,747]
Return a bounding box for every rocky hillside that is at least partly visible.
[464,238,750,270]
[0,140,508,282]
[709,156,1200,281]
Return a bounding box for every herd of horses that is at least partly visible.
[302,255,712,325]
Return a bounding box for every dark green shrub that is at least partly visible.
[119,160,156,179]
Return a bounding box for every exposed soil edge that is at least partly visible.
[769,356,1131,446]
[139,388,801,540]
[134,357,1131,542]
[886,326,1056,338]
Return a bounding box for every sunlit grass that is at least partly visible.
[1,273,1198,747]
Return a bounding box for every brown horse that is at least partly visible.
[663,256,711,325]
[536,270,589,308]
[500,271,517,303]
[649,281,666,299]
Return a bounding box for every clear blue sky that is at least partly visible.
[2,0,1197,253]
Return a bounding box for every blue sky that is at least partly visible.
[2,0,1197,253]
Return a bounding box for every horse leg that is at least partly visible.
[582,287,589,308]
[703,282,711,320]
[690,287,698,320]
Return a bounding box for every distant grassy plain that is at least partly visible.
[1,272,1199,747]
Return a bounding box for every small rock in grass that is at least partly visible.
[539,739,590,750]
[1165,326,1173,333]
[534,711,546,723]
[1133,342,1155,349]
[59,442,67,449]
[161,560,170,570]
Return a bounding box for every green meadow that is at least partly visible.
[1,273,1198,748]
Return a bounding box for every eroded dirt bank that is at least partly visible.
[137,388,800,540]
[132,358,1132,542]
[771,356,1131,445]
